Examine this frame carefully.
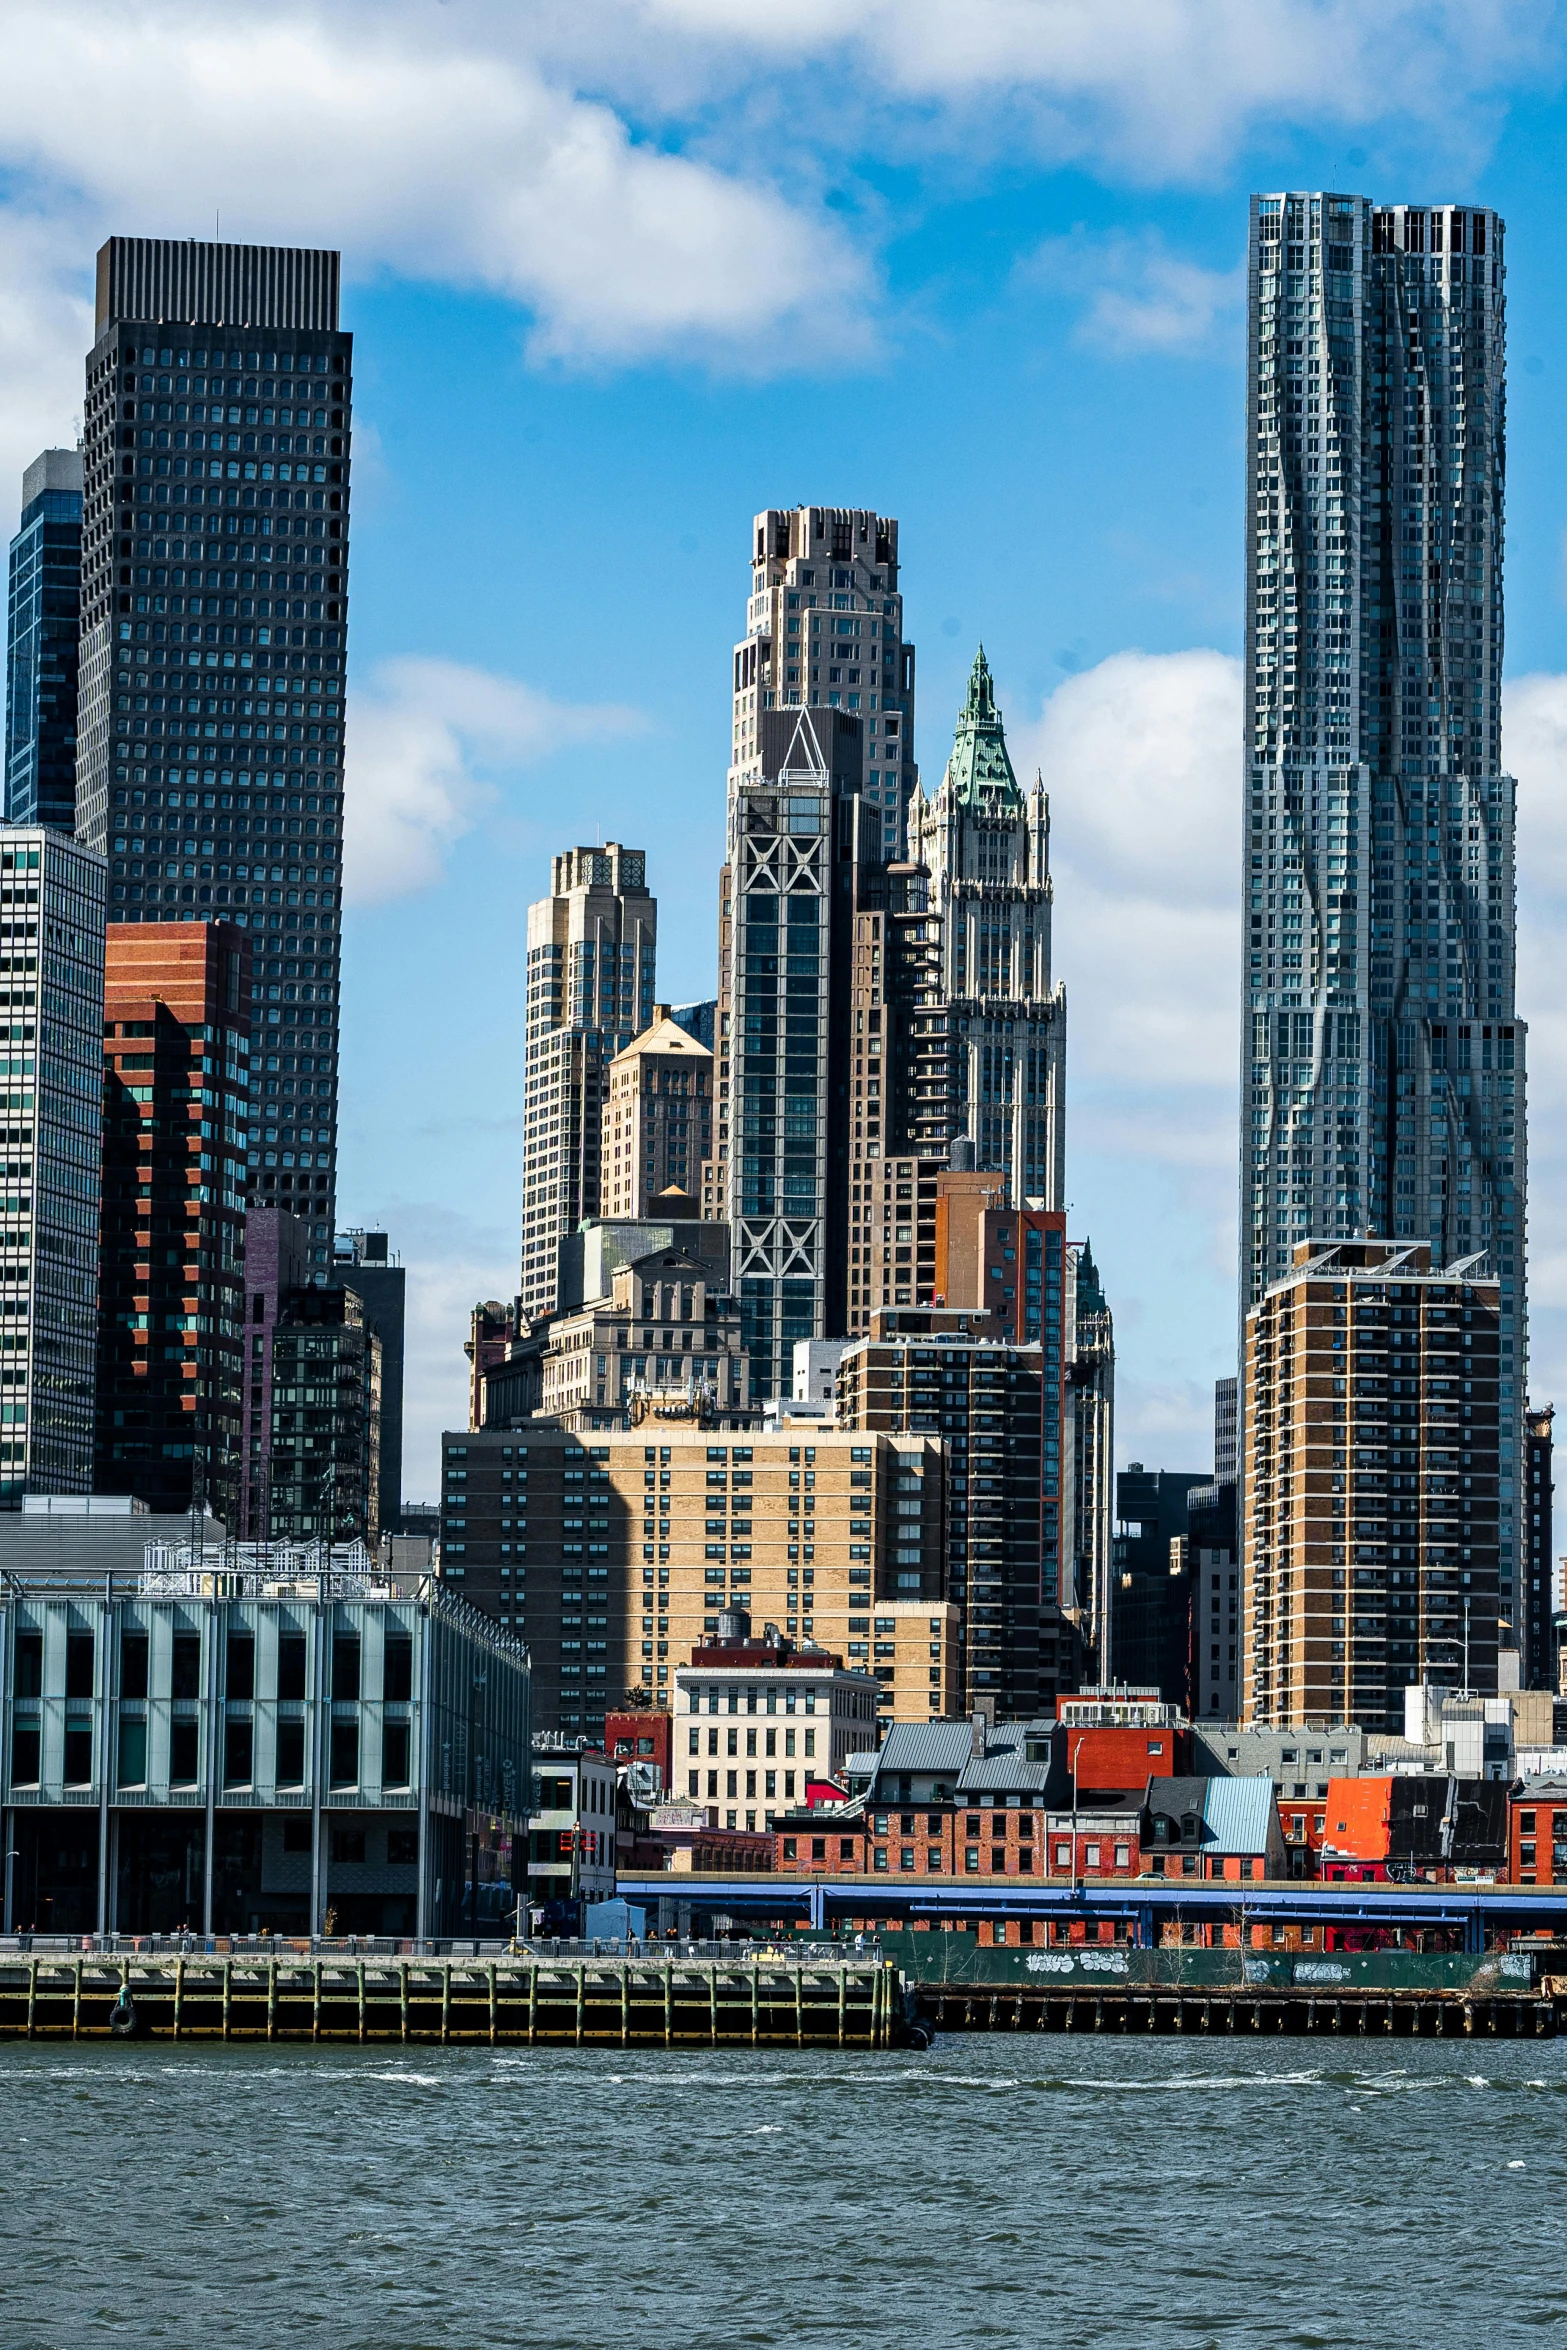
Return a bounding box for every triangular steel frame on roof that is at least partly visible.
[774,706,832,783]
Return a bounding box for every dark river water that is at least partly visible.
[1,2034,1563,2347]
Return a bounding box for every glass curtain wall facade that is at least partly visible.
[1242,191,1524,1642]
[5,450,83,830]
[725,742,831,1408]
[77,238,350,1275]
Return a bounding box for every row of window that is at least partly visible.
[10,1714,409,1790]
[8,1626,411,1702]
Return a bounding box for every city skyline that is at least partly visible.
[6,27,1567,1499]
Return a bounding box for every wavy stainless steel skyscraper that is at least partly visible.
[1242,192,1526,1656]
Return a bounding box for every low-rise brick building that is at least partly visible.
[1509,1776,1567,1885]
[774,1714,1148,1881]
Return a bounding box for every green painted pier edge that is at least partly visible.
[0,1952,899,2048]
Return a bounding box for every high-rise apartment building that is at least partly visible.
[600,1005,713,1219]
[96,921,251,1519]
[1215,1375,1240,1483]
[267,1283,382,1544]
[1242,199,1521,1317]
[436,1426,949,1738]
[910,652,1065,1205]
[837,1308,1077,1716]
[237,1203,309,1536]
[0,830,106,1499]
[1524,1402,1554,1692]
[1069,1238,1117,1677]
[238,1205,382,1543]
[336,1228,406,1537]
[521,842,656,1320]
[1110,1466,1211,1707]
[6,450,83,830]
[77,237,351,1273]
[1243,1239,1505,1729]
[733,506,916,848]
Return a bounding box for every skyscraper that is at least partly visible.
[1242,191,1524,1643]
[6,450,83,830]
[721,713,839,1404]
[713,507,916,1390]
[520,843,657,1320]
[0,830,106,1499]
[910,650,1065,1204]
[97,921,252,1520]
[733,506,916,849]
[77,237,351,1275]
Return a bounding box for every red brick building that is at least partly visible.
[605,1708,675,1788]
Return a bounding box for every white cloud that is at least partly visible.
[0,1,870,401]
[1015,646,1242,1093]
[337,1201,515,1505]
[1504,676,1567,1424]
[1005,647,1243,1465]
[0,209,95,511]
[343,657,643,907]
[1022,229,1243,357]
[617,0,1551,178]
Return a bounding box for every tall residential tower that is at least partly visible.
[1243,192,1524,1647]
[520,843,657,1320]
[78,237,351,1275]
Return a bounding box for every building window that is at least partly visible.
[330,1720,359,1787]
[224,1719,253,1787]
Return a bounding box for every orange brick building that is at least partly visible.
[97,923,252,1518]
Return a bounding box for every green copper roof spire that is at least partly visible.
[942,645,1021,809]
[1075,1236,1108,1319]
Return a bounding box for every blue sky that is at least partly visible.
[5,1,1567,1501]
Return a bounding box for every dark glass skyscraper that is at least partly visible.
[77,237,351,1275]
[5,449,83,830]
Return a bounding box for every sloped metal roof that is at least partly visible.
[1202,1774,1280,1855]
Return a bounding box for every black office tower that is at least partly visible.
[78,238,351,1277]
